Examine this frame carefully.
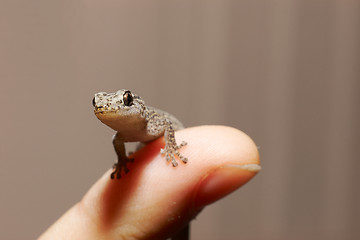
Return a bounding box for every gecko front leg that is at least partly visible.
[111,133,134,179]
[160,124,188,167]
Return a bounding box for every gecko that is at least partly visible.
[92,89,188,179]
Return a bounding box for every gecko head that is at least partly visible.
[92,89,145,121]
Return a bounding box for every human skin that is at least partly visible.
[39,126,261,240]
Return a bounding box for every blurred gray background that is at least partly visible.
[1,0,359,239]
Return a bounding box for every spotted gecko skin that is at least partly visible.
[92,89,188,179]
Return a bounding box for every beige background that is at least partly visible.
[1,1,359,239]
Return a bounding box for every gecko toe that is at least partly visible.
[180,156,188,164]
[111,166,122,179]
[178,141,187,148]
[110,170,116,179]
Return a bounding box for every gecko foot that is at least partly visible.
[110,157,134,179]
[160,141,188,167]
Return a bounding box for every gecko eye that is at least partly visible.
[123,90,134,106]
[92,97,96,107]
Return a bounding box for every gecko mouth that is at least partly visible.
[94,105,120,114]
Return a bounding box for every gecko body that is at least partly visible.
[92,89,188,179]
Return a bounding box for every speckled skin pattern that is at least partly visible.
[93,89,188,179]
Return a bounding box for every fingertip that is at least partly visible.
[176,125,260,173]
[174,125,261,208]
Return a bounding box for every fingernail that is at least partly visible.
[194,164,261,208]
